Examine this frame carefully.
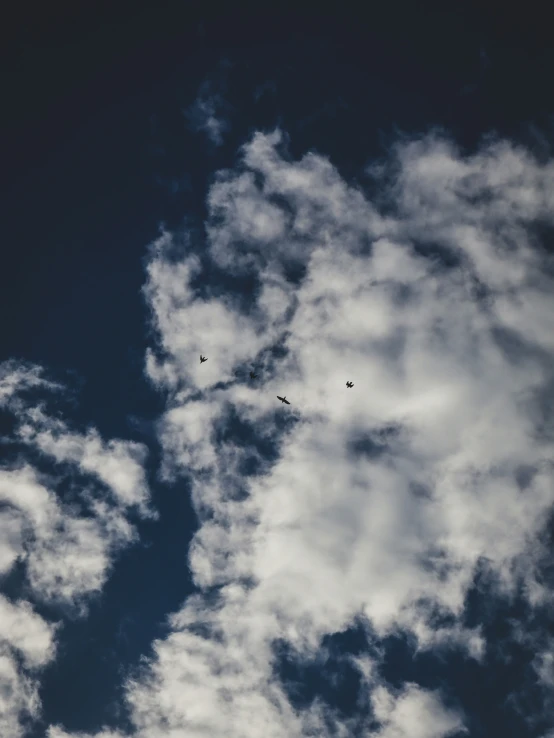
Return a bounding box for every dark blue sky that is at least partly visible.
[1,4,554,738]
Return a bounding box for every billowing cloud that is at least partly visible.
[371,683,463,738]
[0,595,57,738]
[0,362,152,737]
[53,129,554,736]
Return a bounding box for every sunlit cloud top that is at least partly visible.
[116,129,554,738]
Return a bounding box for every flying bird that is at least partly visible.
[200,355,208,363]
[346,381,354,388]
[250,371,258,379]
[277,396,291,405]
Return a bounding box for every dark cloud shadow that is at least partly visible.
[346,424,403,461]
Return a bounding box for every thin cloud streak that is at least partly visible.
[185,77,232,147]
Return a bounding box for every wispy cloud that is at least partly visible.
[254,80,277,102]
[0,362,153,737]
[52,129,554,736]
[185,74,232,147]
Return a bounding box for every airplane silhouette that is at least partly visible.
[250,371,258,379]
[346,381,354,388]
[200,355,208,363]
[277,396,290,405]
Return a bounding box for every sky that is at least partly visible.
[1,3,554,737]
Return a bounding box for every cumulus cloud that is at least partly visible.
[57,129,554,736]
[0,362,152,737]
[18,413,151,513]
[0,596,56,738]
[371,683,463,738]
[0,595,56,668]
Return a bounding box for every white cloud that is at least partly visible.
[0,595,56,668]
[0,653,41,738]
[0,361,61,407]
[19,415,151,513]
[0,465,129,602]
[0,363,153,737]
[0,596,54,736]
[371,683,463,738]
[52,129,554,736]
[48,730,124,738]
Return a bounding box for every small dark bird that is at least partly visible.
[277,395,291,405]
[346,381,354,388]
[250,371,258,379]
[200,355,208,363]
